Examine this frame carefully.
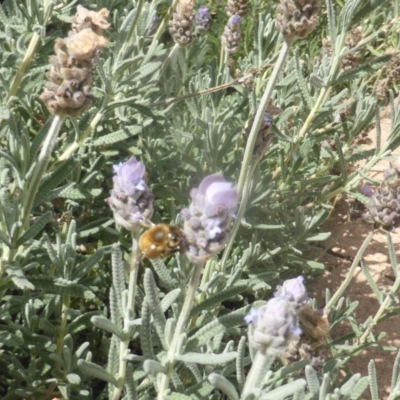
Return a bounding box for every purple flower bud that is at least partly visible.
[359,185,373,198]
[107,157,154,231]
[195,5,211,34]
[228,15,241,30]
[275,276,307,306]
[246,297,301,355]
[181,174,238,264]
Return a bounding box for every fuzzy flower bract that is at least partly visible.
[107,157,154,231]
[181,174,238,264]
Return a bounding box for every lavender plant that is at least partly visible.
[0,0,400,399]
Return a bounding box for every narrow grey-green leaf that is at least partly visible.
[260,379,306,400]
[17,211,52,246]
[208,372,239,400]
[175,352,237,366]
[91,316,124,340]
[78,359,117,385]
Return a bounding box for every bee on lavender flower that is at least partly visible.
[139,224,186,259]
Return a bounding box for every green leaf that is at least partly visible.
[5,265,34,290]
[261,379,307,400]
[78,359,117,385]
[190,284,247,317]
[186,302,264,351]
[91,316,124,340]
[93,126,141,146]
[16,211,52,246]
[33,158,77,208]
[29,276,95,299]
[175,352,237,366]
[334,55,392,86]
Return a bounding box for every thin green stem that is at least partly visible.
[237,39,292,197]
[155,43,179,80]
[150,0,179,48]
[57,94,112,162]
[357,237,400,345]
[325,231,374,310]
[157,261,205,399]
[113,233,140,400]
[6,33,41,104]
[241,352,275,398]
[22,114,66,230]
[46,293,70,396]
[220,161,257,273]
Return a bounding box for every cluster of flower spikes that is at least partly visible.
[226,0,248,17]
[39,5,109,117]
[169,0,195,46]
[181,174,238,265]
[221,15,242,54]
[275,0,320,40]
[106,157,154,231]
[363,165,400,230]
[245,276,307,355]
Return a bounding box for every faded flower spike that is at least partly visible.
[169,0,195,47]
[106,157,154,231]
[363,166,400,230]
[195,5,211,34]
[246,297,301,355]
[227,0,248,17]
[275,276,308,306]
[181,174,238,264]
[275,0,320,40]
[221,15,241,54]
[39,5,109,117]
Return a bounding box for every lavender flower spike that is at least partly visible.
[107,157,154,231]
[195,5,211,34]
[275,276,308,306]
[246,297,301,355]
[221,15,242,54]
[181,174,238,264]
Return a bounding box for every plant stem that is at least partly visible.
[241,352,275,398]
[57,94,111,162]
[150,0,179,48]
[357,234,400,345]
[22,114,66,230]
[220,161,257,273]
[325,230,374,310]
[237,38,292,197]
[112,233,140,400]
[157,261,205,399]
[6,33,41,104]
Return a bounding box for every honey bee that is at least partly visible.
[139,224,186,259]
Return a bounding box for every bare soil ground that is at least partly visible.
[312,109,400,399]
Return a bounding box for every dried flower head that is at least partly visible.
[363,165,400,230]
[246,297,301,355]
[221,15,241,54]
[181,174,238,264]
[195,5,211,34]
[275,276,308,306]
[169,0,195,47]
[39,6,109,117]
[106,157,154,231]
[275,0,320,40]
[226,0,248,17]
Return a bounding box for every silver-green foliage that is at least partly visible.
[0,0,399,398]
